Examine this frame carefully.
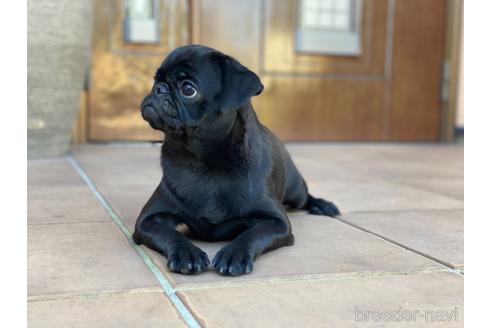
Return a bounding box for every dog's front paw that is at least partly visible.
[212,244,254,276]
[167,244,210,274]
[305,196,340,217]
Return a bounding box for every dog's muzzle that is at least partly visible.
[151,83,179,118]
[141,106,160,123]
[160,99,178,118]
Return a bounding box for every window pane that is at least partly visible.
[296,0,362,56]
[123,0,160,44]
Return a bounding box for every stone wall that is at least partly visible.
[27,0,92,158]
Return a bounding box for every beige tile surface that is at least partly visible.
[70,145,462,281]
[343,159,463,181]
[28,159,85,186]
[307,179,463,214]
[28,158,108,223]
[29,144,463,327]
[289,156,367,182]
[123,215,443,288]
[71,144,162,185]
[286,143,464,165]
[28,222,160,296]
[286,143,394,162]
[287,144,463,180]
[179,272,463,328]
[73,161,162,186]
[97,183,157,221]
[71,143,161,162]
[28,185,108,223]
[72,145,463,216]
[341,210,464,268]
[28,292,187,328]
[396,178,464,200]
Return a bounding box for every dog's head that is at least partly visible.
[141,45,263,133]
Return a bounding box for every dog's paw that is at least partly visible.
[212,244,254,276]
[305,196,340,217]
[132,232,142,245]
[166,245,210,274]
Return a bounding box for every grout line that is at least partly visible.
[334,217,460,270]
[174,268,450,292]
[66,155,202,328]
[448,268,464,277]
[28,287,163,303]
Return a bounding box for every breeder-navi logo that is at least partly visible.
[355,306,459,323]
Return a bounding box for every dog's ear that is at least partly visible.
[210,52,263,113]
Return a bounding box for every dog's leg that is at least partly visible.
[212,214,293,276]
[133,186,209,275]
[281,153,340,217]
[303,194,340,217]
[133,214,209,274]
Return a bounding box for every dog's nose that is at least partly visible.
[156,83,169,95]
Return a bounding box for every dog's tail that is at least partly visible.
[303,194,340,217]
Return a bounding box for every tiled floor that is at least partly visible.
[28,143,464,327]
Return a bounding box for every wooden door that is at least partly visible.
[89,0,446,141]
[89,0,191,141]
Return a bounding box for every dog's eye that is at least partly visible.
[179,80,198,99]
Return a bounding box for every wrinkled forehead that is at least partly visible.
[158,46,221,90]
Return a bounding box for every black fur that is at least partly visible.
[133,45,340,276]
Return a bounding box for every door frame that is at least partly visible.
[440,0,463,142]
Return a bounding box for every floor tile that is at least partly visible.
[290,156,367,182]
[287,143,463,180]
[28,222,160,296]
[286,143,463,165]
[178,272,463,328]
[28,158,108,223]
[71,144,462,288]
[72,143,162,159]
[341,210,464,268]
[344,159,463,181]
[71,144,162,185]
[123,215,443,288]
[28,159,84,186]
[396,178,463,200]
[307,179,463,214]
[97,183,157,221]
[73,160,162,186]
[28,292,187,328]
[370,144,463,164]
[72,145,463,216]
[28,143,464,328]
[285,143,390,162]
[28,185,108,223]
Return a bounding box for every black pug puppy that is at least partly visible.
[133,45,340,276]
